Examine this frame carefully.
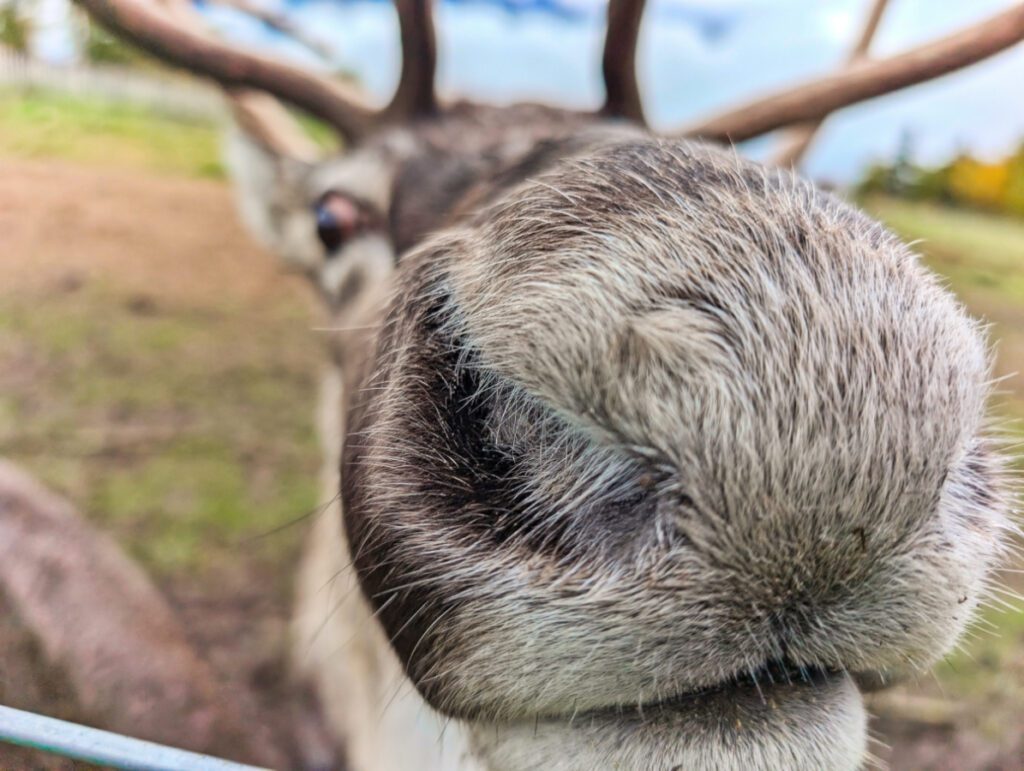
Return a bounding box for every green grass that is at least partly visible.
[863,195,1024,436]
[863,195,1024,305]
[0,89,224,178]
[0,88,341,178]
[0,282,321,587]
[862,195,1024,741]
[0,89,331,591]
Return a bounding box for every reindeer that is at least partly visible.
[73,0,1024,768]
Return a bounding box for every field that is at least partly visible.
[0,89,323,768]
[0,89,1022,769]
[859,196,1024,770]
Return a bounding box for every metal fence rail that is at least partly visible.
[0,705,272,771]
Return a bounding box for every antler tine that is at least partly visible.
[204,0,336,63]
[601,0,647,124]
[153,0,321,162]
[846,0,891,62]
[75,0,376,141]
[227,90,322,162]
[681,2,1024,144]
[385,0,438,122]
[773,0,890,168]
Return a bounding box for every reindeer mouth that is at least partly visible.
[566,660,844,721]
[635,660,840,713]
[471,666,866,771]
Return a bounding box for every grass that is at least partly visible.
[863,195,1024,306]
[0,88,341,178]
[861,196,1024,745]
[0,91,332,592]
[0,281,322,587]
[0,91,1023,760]
[0,88,224,178]
[863,195,1024,436]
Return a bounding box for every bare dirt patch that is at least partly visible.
[0,158,327,768]
[0,157,304,306]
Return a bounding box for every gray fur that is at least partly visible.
[226,114,1009,771]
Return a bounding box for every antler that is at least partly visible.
[74,0,438,143]
[682,2,1024,144]
[227,90,322,162]
[203,0,336,63]
[772,0,889,167]
[78,0,1024,157]
[601,0,647,123]
[150,0,321,161]
[387,0,438,121]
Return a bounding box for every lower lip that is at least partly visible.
[471,672,867,771]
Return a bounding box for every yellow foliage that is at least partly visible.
[947,156,1010,211]
[1005,155,1024,216]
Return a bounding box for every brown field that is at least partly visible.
[0,91,1022,769]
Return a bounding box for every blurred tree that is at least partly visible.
[856,140,1024,219]
[948,155,1010,211]
[906,165,953,204]
[0,0,31,53]
[1004,144,1024,217]
[857,163,893,196]
[83,21,149,66]
[889,129,917,196]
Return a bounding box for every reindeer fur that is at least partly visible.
[227,116,1008,771]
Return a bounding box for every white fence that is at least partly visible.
[0,47,226,122]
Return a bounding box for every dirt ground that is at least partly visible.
[0,158,303,305]
[1,157,1023,770]
[0,157,325,768]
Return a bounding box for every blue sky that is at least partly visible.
[36,0,1024,182]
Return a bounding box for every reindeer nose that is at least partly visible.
[712,511,977,683]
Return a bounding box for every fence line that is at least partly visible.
[0,705,271,771]
[0,48,226,122]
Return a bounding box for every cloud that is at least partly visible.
[195,0,1024,181]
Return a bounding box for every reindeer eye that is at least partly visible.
[315,192,366,255]
[315,206,344,253]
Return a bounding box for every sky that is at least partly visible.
[33,0,1024,183]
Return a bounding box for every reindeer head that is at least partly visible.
[76,0,1024,768]
[340,135,1008,770]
